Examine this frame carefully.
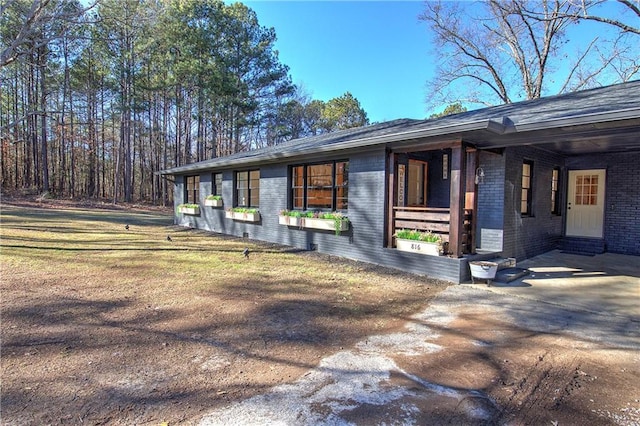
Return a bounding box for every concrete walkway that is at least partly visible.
[468,250,640,319]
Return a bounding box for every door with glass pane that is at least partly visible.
[407,160,428,207]
[566,170,606,237]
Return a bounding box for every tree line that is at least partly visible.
[0,0,368,204]
[2,0,637,205]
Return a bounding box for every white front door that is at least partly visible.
[566,169,606,237]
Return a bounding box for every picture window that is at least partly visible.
[290,161,348,211]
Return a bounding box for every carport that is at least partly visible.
[469,250,640,319]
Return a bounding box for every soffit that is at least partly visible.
[464,118,640,155]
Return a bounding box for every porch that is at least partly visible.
[385,141,479,258]
[391,206,474,255]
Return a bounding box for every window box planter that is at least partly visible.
[178,204,200,215]
[394,229,442,256]
[278,211,349,235]
[396,238,441,256]
[226,209,260,222]
[204,198,223,207]
[302,217,349,232]
[278,215,300,226]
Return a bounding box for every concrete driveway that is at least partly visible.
[199,251,640,425]
[472,250,640,319]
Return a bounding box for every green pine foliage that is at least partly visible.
[0,0,368,203]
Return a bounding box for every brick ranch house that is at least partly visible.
[160,81,640,283]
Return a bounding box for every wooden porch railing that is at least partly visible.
[392,207,473,254]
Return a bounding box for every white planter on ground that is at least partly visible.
[396,238,440,256]
[469,261,498,283]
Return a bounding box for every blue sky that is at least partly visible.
[244,1,435,123]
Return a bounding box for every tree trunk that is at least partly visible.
[39,45,49,193]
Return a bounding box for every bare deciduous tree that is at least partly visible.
[420,0,639,108]
[564,0,639,35]
[1,0,93,68]
[519,0,640,90]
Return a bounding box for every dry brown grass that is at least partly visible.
[0,202,449,424]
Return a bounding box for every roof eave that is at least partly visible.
[510,107,640,133]
[158,106,640,176]
[159,119,499,175]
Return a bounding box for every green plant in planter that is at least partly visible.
[395,229,442,244]
[310,211,349,235]
[178,203,199,209]
[228,207,259,214]
[206,195,222,201]
[328,212,348,236]
[280,210,348,235]
[177,203,200,214]
[279,209,301,217]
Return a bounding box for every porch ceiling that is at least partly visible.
[464,117,640,156]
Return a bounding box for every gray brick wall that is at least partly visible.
[172,149,467,283]
[566,152,640,256]
[173,175,185,225]
[502,146,565,260]
[474,148,640,259]
[172,146,639,281]
[476,151,506,250]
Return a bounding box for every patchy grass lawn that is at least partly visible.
[0,202,449,425]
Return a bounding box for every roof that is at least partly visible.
[161,80,640,175]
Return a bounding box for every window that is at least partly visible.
[292,166,304,209]
[575,173,599,205]
[307,163,334,209]
[212,172,223,197]
[335,161,348,210]
[235,170,259,207]
[521,161,533,216]
[290,161,349,211]
[185,175,200,204]
[551,168,560,215]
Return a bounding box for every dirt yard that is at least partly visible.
[1,199,638,425]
